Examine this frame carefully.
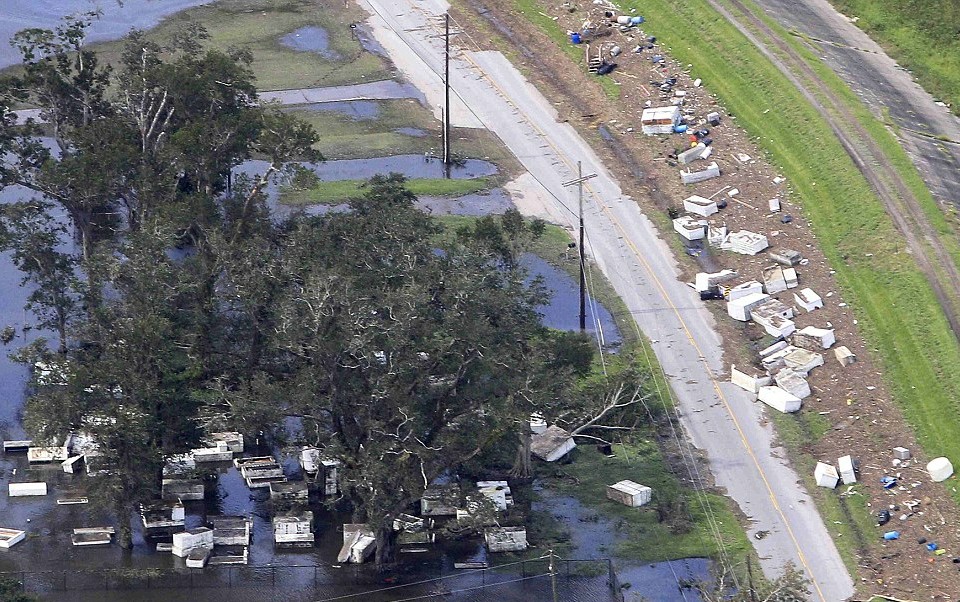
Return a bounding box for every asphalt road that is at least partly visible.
[751,0,960,209]
[358,0,853,599]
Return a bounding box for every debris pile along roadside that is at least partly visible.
[453,0,960,597]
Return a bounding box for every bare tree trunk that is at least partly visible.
[374,522,396,572]
[117,504,134,549]
[509,430,532,478]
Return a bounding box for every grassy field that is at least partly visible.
[91,0,390,91]
[611,0,960,506]
[826,0,960,117]
[281,176,492,205]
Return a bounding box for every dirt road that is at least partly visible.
[357,0,854,599]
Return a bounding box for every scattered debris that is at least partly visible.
[606,480,652,507]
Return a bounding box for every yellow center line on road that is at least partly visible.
[455,50,830,602]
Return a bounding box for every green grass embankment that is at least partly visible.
[826,0,960,117]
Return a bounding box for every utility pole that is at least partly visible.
[747,555,757,602]
[548,549,558,602]
[443,13,451,168]
[562,162,597,331]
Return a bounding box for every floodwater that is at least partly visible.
[0,0,216,69]
[279,26,341,61]
[417,188,513,216]
[522,254,622,349]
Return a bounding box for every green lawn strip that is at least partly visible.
[88,0,390,92]
[825,0,960,117]
[281,177,490,205]
[608,0,960,508]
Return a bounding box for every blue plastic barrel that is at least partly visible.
[883,531,900,540]
[674,124,688,134]
[571,32,581,44]
[630,16,645,25]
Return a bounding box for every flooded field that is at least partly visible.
[280,26,341,60]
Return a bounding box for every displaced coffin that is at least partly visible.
[834,346,857,367]
[529,413,548,434]
[769,249,802,267]
[9,482,47,497]
[730,365,771,394]
[0,528,26,549]
[640,106,681,135]
[235,456,285,488]
[794,288,823,313]
[2,440,31,453]
[838,455,857,485]
[531,426,576,462]
[185,547,210,569]
[72,527,114,546]
[476,481,513,511]
[727,280,764,302]
[814,462,839,489]
[209,516,252,546]
[270,481,309,503]
[273,512,315,547]
[757,386,802,413]
[141,502,185,531]
[162,479,204,502]
[421,484,462,517]
[606,480,652,507]
[485,527,528,552]
[752,309,795,338]
[338,524,376,563]
[794,326,835,350]
[727,292,770,322]
[680,161,720,185]
[203,432,244,454]
[682,194,718,217]
[300,447,321,476]
[61,455,83,474]
[774,370,811,400]
[783,268,799,288]
[207,548,249,566]
[172,527,214,557]
[695,269,737,293]
[673,216,707,241]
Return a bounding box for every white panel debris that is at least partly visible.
[774,370,811,400]
[758,386,802,413]
[0,528,26,549]
[838,455,857,485]
[730,365,771,394]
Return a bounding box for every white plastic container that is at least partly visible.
[927,457,954,482]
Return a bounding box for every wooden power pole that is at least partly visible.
[562,162,597,331]
[443,13,451,167]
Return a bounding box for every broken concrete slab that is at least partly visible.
[673,216,707,241]
[794,326,836,350]
[758,386,802,413]
[680,161,720,185]
[484,526,528,552]
[186,547,210,569]
[752,307,796,338]
[838,455,857,485]
[682,194,718,216]
[782,347,824,376]
[531,425,576,462]
[774,370,811,400]
[783,268,798,288]
[0,528,26,549]
[762,265,788,294]
[731,364,771,394]
[815,462,839,489]
[768,198,781,212]
[678,143,709,165]
[8,483,47,497]
[834,346,856,367]
[759,340,789,359]
[606,480,652,507]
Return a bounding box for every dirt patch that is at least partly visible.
[452,0,960,598]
